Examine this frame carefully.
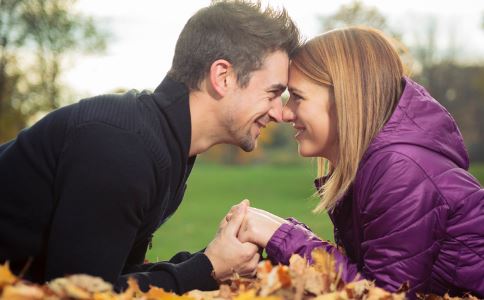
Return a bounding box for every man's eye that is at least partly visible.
[268,91,279,100]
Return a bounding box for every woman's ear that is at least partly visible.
[209,59,233,97]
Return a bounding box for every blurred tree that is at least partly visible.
[0,0,107,142]
[0,0,29,140]
[317,1,412,72]
[318,0,401,39]
[419,63,484,162]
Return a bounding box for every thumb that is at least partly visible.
[225,201,247,236]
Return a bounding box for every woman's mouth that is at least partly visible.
[293,125,305,138]
[295,129,305,138]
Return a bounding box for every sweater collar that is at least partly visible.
[152,76,192,161]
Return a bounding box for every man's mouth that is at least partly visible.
[256,120,267,128]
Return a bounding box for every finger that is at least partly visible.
[225,212,233,222]
[237,225,250,243]
[229,204,238,215]
[241,199,250,207]
[241,241,259,256]
[241,252,261,277]
[225,201,248,236]
[229,199,250,215]
[219,217,228,229]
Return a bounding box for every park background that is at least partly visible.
[0,0,483,261]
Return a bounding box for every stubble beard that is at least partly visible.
[239,131,256,152]
[223,114,256,152]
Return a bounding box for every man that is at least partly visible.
[0,0,300,294]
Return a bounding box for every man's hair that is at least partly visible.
[167,0,301,90]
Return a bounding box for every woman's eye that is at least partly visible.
[291,93,302,101]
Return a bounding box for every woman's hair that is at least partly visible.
[292,26,405,212]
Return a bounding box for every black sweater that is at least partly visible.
[0,77,218,293]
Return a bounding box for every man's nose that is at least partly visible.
[268,97,283,123]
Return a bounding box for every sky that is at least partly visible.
[63,0,484,97]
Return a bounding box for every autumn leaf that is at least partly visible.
[92,292,118,300]
[276,266,291,288]
[234,289,281,300]
[2,283,44,299]
[0,262,17,287]
[145,286,195,300]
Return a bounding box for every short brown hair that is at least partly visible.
[168,0,301,90]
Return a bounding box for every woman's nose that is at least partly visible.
[282,103,295,123]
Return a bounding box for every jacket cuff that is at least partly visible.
[285,217,312,231]
[266,223,297,265]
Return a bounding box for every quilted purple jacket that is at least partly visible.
[266,78,484,298]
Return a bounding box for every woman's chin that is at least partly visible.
[297,145,315,158]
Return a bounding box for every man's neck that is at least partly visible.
[188,90,226,157]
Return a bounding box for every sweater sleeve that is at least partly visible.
[356,152,444,295]
[266,219,359,283]
[116,251,219,293]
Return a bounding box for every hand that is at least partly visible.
[204,200,260,281]
[237,207,289,248]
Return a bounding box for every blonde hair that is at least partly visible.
[292,26,405,212]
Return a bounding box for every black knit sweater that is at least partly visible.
[0,77,218,294]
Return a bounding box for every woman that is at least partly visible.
[236,27,484,298]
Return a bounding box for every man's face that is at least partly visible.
[222,50,289,152]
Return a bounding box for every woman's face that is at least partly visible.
[283,65,338,163]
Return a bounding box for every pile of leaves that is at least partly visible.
[0,250,479,300]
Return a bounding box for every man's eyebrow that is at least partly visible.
[266,84,286,93]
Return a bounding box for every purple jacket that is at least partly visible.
[266,78,484,298]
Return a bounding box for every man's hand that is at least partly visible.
[204,200,260,281]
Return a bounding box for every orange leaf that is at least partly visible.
[0,262,17,287]
[276,266,291,288]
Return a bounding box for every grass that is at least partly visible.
[146,162,484,261]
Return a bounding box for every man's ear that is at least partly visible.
[209,59,233,97]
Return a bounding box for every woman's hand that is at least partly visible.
[236,207,289,248]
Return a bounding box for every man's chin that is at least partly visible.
[239,138,257,152]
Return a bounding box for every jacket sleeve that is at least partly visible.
[266,218,359,283]
[49,123,218,294]
[356,151,444,294]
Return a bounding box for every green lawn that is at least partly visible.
[146,162,484,261]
